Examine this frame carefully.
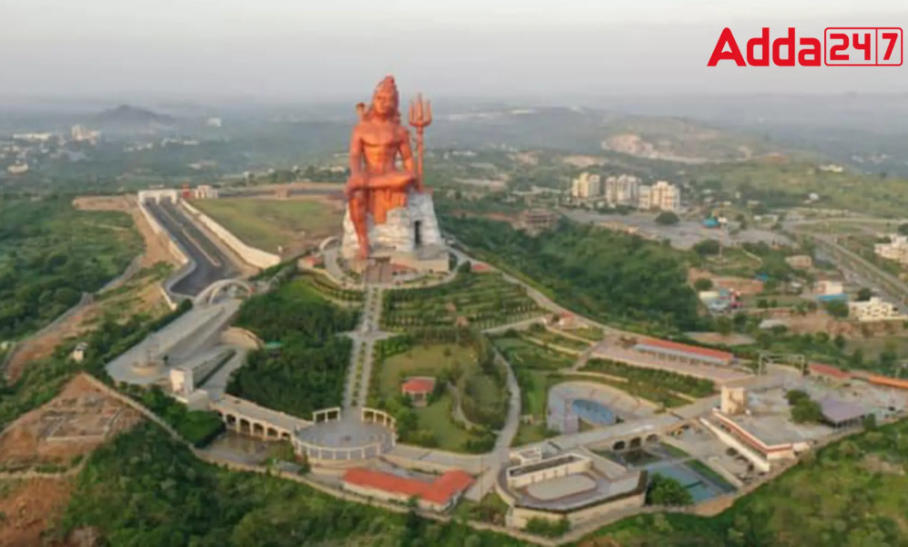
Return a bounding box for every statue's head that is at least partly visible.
[366,75,399,122]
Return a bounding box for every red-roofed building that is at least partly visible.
[633,338,734,367]
[470,261,492,273]
[809,363,852,384]
[342,467,473,511]
[866,374,908,391]
[401,376,436,406]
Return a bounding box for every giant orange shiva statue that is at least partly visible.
[340,75,445,271]
[345,75,418,257]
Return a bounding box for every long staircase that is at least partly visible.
[342,286,384,409]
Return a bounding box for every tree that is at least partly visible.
[785,389,810,405]
[646,474,693,506]
[790,396,823,423]
[833,334,846,351]
[856,287,873,301]
[715,316,733,336]
[693,239,721,256]
[823,300,849,319]
[898,223,908,236]
[655,211,680,225]
[694,278,713,291]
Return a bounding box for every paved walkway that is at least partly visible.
[343,286,389,409]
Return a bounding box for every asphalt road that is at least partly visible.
[146,199,240,296]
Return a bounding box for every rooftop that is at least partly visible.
[401,377,435,394]
[819,397,868,424]
[343,468,473,505]
[500,465,646,513]
[634,337,733,365]
[809,362,851,380]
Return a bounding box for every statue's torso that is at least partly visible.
[358,120,404,175]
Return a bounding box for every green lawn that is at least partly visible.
[376,343,477,400]
[191,197,343,253]
[511,367,562,446]
[416,394,477,452]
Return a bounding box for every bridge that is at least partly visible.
[526,414,688,454]
[195,278,256,306]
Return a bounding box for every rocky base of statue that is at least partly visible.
[341,190,448,273]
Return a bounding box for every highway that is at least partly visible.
[787,217,908,307]
[145,199,241,296]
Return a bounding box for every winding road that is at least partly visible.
[145,199,241,296]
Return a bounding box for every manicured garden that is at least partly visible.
[491,333,577,370]
[381,266,541,331]
[298,272,364,303]
[369,331,506,453]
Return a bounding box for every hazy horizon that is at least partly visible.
[2,0,907,104]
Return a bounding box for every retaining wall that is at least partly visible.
[181,200,280,270]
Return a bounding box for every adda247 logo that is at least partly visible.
[708,27,903,67]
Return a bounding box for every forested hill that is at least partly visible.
[227,279,358,418]
[442,216,702,333]
[0,197,142,340]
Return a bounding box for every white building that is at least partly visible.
[603,174,640,206]
[192,184,219,199]
[648,180,681,212]
[637,185,652,210]
[570,172,602,199]
[6,163,29,175]
[875,235,908,266]
[848,297,907,322]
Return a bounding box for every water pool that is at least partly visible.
[571,398,617,426]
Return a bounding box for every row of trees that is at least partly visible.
[584,358,715,398]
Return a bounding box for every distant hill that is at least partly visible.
[432,106,782,162]
[91,104,175,133]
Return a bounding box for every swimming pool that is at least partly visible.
[571,398,617,426]
[648,463,735,502]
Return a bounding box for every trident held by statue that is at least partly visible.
[408,93,432,192]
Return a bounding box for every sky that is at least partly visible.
[1,0,906,102]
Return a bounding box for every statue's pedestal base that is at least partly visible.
[341,191,449,274]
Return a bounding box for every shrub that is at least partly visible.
[655,211,680,225]
[646,474,693,506]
